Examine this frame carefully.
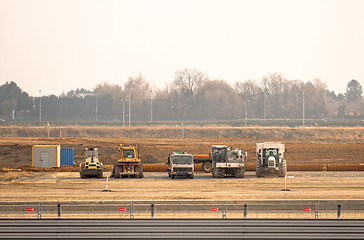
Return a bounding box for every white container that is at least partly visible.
[32,145,61,168]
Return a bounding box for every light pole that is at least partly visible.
[245,101,248,127]
[39,90,42,122]
[303,90,305,127]
[121,99,126,127]
[150,92,153,123]
[264,93,267,124]
[128,89,131,127]
[150,98,153,122]
[95,94,98,122]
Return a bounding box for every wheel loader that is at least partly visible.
[79,147,103,179]
[211,145,246,178]
[256,142,286,177]
[111,145,143,178]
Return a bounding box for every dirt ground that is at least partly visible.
[0,136,363,168]
[1,171,364,202]
[0,126,363,202]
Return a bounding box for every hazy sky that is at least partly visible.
[1,0,364,96]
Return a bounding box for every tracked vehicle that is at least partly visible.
[256,142,286,177]
[111,145,143,178]
[211,145,245,178]
[79,147,103,178]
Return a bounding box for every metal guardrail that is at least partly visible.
[1,219,364,239]
[1,200,364,220]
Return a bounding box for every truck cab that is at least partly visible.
[168,152,194,179]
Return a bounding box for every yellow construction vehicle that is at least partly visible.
[111,144,144,178]
[79,147,103,179]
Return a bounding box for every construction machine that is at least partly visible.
[111,145,143,178]
[167,152,194,179]
[193,154,212,173]
[211,145,246,178]
[79,147,103,178]
[256,142,286,177]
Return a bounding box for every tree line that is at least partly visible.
[0,69,363,122]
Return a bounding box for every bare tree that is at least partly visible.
[173,69,208,94]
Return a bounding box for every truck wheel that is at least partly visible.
[168,173,171,178]
[234,167,245,178]
[217,168,225,178]
[278,159,287,177]
[189,174,194,179]
[256,158,264,177]
[171,175,175,179]
[202,161,212,173]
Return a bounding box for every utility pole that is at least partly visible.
[95,94,98,122]
[245,102,247,127]
[264,94,267,124]
[128,89,131,127]
[121,100,125,127]
[303,90,305,127]
[39,90,42,122]
[150,98,153,123]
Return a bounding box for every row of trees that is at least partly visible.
[0,70,362,121]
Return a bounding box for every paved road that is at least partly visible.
[1,219,364,239]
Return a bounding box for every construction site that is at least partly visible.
[0,125,364,239]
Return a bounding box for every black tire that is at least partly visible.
[256,158,264,177]
[202,161,212,173]
[189,174,194,179]
[278,159,287,177]
[168,173,171,178]
[112,163,121,178]
[212,167,217,178]
[96,170,103,178]
[216,168,225,178]
[80,163,87,179]
[234,167,245,178]
[135,163,144,178]
[171,175,175,179]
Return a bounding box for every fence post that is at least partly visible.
[37,202,42,219]
[337,205,341,219]
[244,204,247,219]
[57,203,61,219]
[130,202,134,219]
[151,203,154,219]
[222,202,226,219]
[315,202,319,219]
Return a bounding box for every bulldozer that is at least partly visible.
[211,145,246,178]
[111,144,143,178]
[256,142,286,177]
[79,147,103,179]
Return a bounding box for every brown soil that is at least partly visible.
[0,135,363,169]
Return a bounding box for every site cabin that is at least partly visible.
[256,142,286,177]
[168,152,194,179]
